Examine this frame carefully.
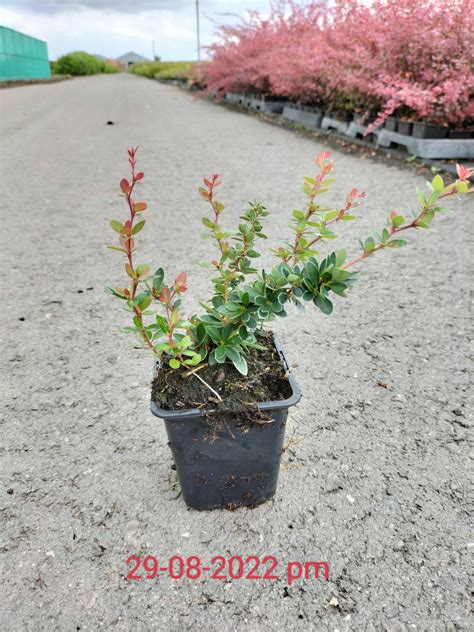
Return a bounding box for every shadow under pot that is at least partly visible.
[150,335,301,511]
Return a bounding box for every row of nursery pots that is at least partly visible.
[225,93,474,140]
[384,116,472,140]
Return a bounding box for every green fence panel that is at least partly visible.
[0,26,50,81]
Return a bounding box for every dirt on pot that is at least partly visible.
[151,330,292,413]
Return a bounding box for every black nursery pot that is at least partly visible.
[397,120,413,136]
[151,336,301,511]
[448,129,473,139]
[384,116,398,132]
[412,122,448,139]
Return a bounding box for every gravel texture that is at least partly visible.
[1,74,472,631]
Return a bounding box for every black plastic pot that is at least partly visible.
[448,129,473,139]
[384,116,398,132]
[151,336,301,511]
[282,104,323,128]
[397,120,413,136]
[412,122,448,139]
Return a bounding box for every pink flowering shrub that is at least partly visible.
[204,0,474,128]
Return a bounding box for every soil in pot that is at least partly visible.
[151,330,292,414]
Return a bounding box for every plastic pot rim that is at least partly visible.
[150,333,301,421]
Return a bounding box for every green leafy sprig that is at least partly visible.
[108,150,473,380]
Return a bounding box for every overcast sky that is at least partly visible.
[0,0,274,61]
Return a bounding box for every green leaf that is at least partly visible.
[457,181,468,193]
[185,353,202,366]
[153,268,164,290]
[180,335,192,349]
[110,220,124,233]
[135,264,150,277]
[132,220,146,234]
[240,292,250,306]
[225,346,241,363]
[329,282,348,296]
[331,269,352,282]
[364,237,375,253]
[169,358,180,369]
[392,215,405,228]
[292,210,305,220]
[324,210,339,222]
[138,295,152,310]
[428,191,439,206]
[195,323,206,343]
[416,188,427,205]
[335,248,347,267]
[321,230,337,239]
[106,286,127,299]
[107,245,126,253]
[206,327,222,343]
[199,314,221,325]
[247,316,257,329]
[230,352,248,376]
[313,294,333,315]
[202,217,216,229]
[155,315,168,333]
[215,346,227,363]
[305,259,319,285]
[432,174,444,192]
[211,296,224,310]
[387,239,407,248]
[208,350,217,366]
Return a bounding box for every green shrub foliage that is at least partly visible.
[53,52,118,76]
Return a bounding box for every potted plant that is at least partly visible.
[108,148,473,511]
[282,102,325,128]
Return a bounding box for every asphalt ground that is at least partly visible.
[1,73,472,631]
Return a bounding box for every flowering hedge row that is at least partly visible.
[203,0,474,128]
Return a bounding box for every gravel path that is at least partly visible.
[1,73,472,631]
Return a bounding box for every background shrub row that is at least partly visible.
[130,61,195,81]
[202,0,474,129]
[52,51,119,76]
